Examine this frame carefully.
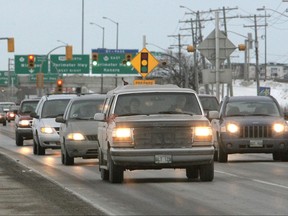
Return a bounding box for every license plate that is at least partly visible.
[249,139,263,147]
[155,155,172,164]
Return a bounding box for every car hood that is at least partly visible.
[223,116,285,125]
[114,114,210,127]
[68,120,99,134]
[40,118,61,127]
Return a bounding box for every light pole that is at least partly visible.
[102,16,119,49]
[257,7,268,80]
[103,16,119,86]
[89,22,105,48]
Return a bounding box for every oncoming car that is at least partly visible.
[31,94,76,155]
[95,85,215,183]
[211,95,288,162]
[56,94,105,165]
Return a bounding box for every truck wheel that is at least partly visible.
[99,151,109,181]
[108,151,123,183]
[186,166,199,179]
[199,161,214,182]
[15,131,24,146]
[272,152,281,161]
[3,121,6,126]
[218,141,228,163]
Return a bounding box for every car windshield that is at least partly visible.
[114,92,202,116]
[68,99,105,120]
[41,99,70,118]
[19,101,39,114]
[225,101,280,117]
[199,97,219,111]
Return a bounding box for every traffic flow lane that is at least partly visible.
[0,126,288,215]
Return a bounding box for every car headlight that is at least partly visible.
[112,128,133,144]
[40,127,55,134]
[67,133,85,141]
[19,120,30,126]
[227,123,239,133]
[193,126,212,142]
[273,123,285,133]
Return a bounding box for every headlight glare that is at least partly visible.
[40,127,54,134]
[112,128,133,143]
[194,127,212,142]
[19,120,30,126]
[227,123,239,133]
[67,133,85,141]
[273,123,285,133]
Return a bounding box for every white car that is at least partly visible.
[56,94,105,165]
[31,94,77,155]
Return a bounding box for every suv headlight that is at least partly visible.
[227,123,239,133]
[273,123,285,133]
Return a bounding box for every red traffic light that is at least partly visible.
[28,55,35,68]
[57,79,63,86]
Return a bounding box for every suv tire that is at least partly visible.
[218,140,228,163]
[186,166,199,179]
[199,162,214,182]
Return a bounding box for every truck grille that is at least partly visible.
[240,125,272,138]
[133,127,192,148]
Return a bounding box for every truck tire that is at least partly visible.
[199,161,214,182]
[218,141,228,163]
[108,151,123,183]
[186,166,199,179]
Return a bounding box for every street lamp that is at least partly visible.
[90,22,105,48]
[102,16,119,49]
[179,5,196,14]
[57,40,68,45]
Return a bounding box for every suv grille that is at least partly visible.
[133,127,192,148]
[240,125,272,138]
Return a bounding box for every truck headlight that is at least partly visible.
[112,128,133,143]
[193,126,212,142]
[67,133,85,141]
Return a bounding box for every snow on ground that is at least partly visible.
[212,79,288,108]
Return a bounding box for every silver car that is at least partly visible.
[31,94,77,155]
[56,94,105,165]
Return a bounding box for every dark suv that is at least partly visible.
[211,95,288,162]
[15,98,40,146]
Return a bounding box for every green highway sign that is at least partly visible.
[0,71,17,86]
[92,53,138,75]
[50,55,90,74]
[14,55,48,74]
[29,73,58,83]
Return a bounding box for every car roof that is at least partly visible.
[41,94,77,101]
[20,98,41,103]
[228,96,274,102]
[106,84,196,96]
[70,94,106,102]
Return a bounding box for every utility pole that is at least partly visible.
[241,14,268,95]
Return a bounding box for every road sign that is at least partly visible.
[29,73,58,83]
[259,87,271,96]
[0,71,17,86]
[131,48,159,78]
[91,52,138,75]
[15,55,48,74]
[197,29,236,65]
[50,55,90,74]
[133,79,155,85]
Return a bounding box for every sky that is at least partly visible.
[1,0,288,71]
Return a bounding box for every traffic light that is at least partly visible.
[140,52,148,73]
[56,79,63,93]
[125,53,132,66]
[7,38,14,52]
[28,55,35,69]
[238,44,246,51]
[66,45,73,60]
[187,45,195,53]
[92,52,98,66]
